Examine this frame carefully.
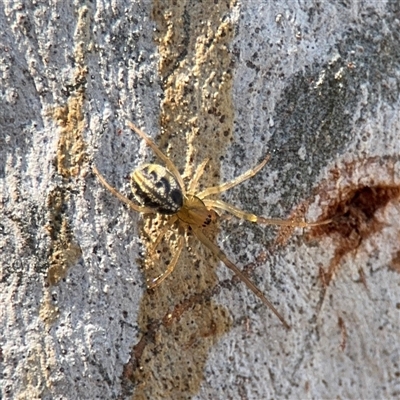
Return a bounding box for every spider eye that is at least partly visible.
[131,164,183,214]
[202,214,213,227]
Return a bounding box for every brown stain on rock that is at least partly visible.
[320,185,399,283]
[390,250,400,273]
[126,1,238,398]
[274,202,311,247]
[338,316,347,352]
[309,157,400,285]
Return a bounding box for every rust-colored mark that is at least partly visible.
[338,316,347,352]
[275,202,310,246]
[161,286,216,328]
[357,267,369,290]
[318,265,329,289]
[307,157,400,286]
[312,184,400,285]
[390,250,400,273]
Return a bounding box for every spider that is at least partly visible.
[93,121,329,329]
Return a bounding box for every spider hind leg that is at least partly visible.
[192,225,291,329]
[147,232,185,289]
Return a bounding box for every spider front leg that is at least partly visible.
[127,121,186,192]
[203,199,331,227]
[196,155,330,227]
[197,155,270,198]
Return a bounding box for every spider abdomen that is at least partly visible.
[130,164,183,214]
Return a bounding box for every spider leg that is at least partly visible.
[92,165,154,213]
[191,225,290,329]
[204,199,331,227]
[147,234,184,289]
[127,121,186,194]
[197,155,270,199]
[187,158,209,194]
[148,215,179,259]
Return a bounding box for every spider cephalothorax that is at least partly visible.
[93,121,330,329]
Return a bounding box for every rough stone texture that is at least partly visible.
[1,1,399,399]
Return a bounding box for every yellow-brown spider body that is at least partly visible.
[93,121,330,330]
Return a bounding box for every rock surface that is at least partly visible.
[1,1,399,399]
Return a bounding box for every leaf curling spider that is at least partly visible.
[93,121,330,330]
